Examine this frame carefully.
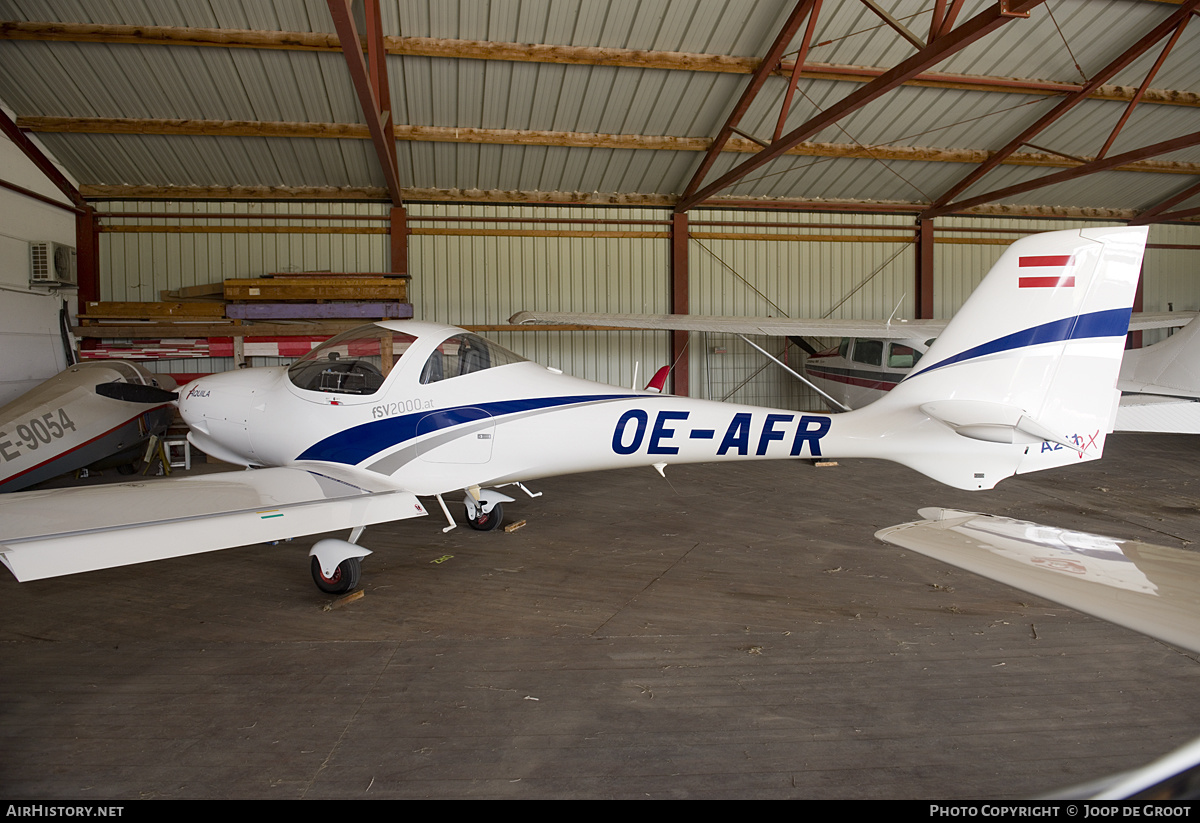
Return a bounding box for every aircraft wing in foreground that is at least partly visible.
[0,463,426,590]
[877,508,1200,656]
[0,226,1149,592]
[878,508,1200,799]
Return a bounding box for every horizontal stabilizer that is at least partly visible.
[0,465,427,581]
[919,400,1082,451]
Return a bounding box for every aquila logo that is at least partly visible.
[185,387,211,399]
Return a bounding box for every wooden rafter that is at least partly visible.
[675,1,1048,213]
[19,116,1200,177]
[926,129,1200,218]
[680,0,819,202]
[925,0,1200,216]
[77,184,1192,224]
[3,22,1198,109]
[326,0,402,205]
[860,0,925,51]
[1096,16,1189,159]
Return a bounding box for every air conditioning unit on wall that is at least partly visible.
[29,241,77,287]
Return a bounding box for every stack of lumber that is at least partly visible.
[79,301,230,325]
[223,273,412,320]
[76,273,414,362]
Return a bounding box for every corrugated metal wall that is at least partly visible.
[94,202,1200,405]
[1142,222,1200,346]
[938,217,1200,346]
[406,204,668,388]
[93,201,670,386]
[688,210,915,409]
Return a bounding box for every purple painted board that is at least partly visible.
[226,302,413,320]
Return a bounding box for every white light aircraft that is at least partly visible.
[0,227,1148,594]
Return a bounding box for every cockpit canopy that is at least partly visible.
[287,325,527,395]
[417,332,526,385]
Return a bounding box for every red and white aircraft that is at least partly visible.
[0,361,176,493]
[0,227,1148,594]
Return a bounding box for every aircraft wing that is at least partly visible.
[0,464,427,582]
[1128,311,1198,331]
[507,311,946,339]
[511,311,1193,338]
[876,508,1200,655]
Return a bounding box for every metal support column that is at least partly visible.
[670,212,689,397]
[76,205,98,303]
[390,205,408,277]
[915,218,935,319]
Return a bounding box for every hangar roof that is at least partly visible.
[0,0,1197,222]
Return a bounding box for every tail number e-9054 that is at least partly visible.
[612,409,830,457]
[0,408,77,462]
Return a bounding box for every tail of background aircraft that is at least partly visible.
[849,226,1148,489]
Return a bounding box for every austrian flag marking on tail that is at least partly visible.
[1018,255,1076,289]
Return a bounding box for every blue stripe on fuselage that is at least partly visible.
[906,307,1131,380]
[297,393,640,464]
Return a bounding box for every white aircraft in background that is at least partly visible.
[0,227,1148,594]
[0,361,176,493]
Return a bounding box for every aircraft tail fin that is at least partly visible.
[860,226,1147,489]
[644,366,670,393]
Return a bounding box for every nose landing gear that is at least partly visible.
[311,555,361,594]
[308,537,371,594]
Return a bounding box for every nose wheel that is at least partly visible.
[311,555,361,594]
[468,502,504,531]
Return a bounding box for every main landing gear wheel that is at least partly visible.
[468,502,504,531]
[311,555,361,594]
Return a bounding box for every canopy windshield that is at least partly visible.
[288,326,418,395]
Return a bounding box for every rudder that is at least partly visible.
[859,226,1147,487]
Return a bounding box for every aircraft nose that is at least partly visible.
[178,369,268,465]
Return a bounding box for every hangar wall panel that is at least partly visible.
[93,201,669,387]
[0,128,78,403]
[688,210,915,410]
[406,204,669,388]
[1141,222,1200,345]
[91,203,1200,408]
[937,217,1200,346]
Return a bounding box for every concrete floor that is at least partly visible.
[2,432,1199,799]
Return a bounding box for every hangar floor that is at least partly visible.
[2,432,1199,800]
